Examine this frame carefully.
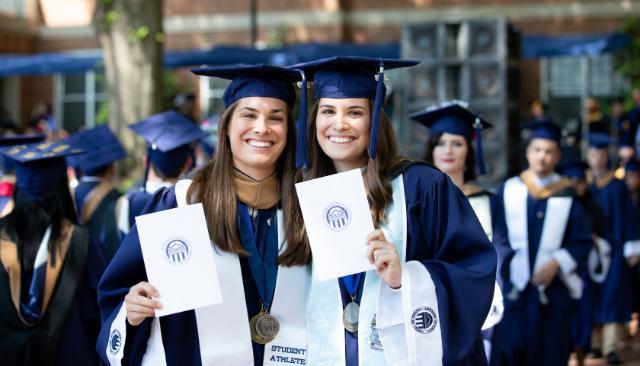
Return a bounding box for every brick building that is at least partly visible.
[0,0,637,164]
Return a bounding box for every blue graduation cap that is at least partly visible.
[410,100,492,175]
[191,64,301,108]
[287,56,420,168]
[588,132,613,149]
[130,110,207,189]
[626,158,640,173]
[0,134,47,172]
[0,140,84,200]
[65,125,126,175]
[561,161,589,179]
[619,135,635,148]
[521,119,562,143]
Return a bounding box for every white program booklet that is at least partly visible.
[136,203,223,317]
[295,169,375,281]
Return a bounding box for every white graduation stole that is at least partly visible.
[468,194,503,331]
[503,177,582,299]
[139,179,310,366]
[307,175,444,365]
[468,195,493,242]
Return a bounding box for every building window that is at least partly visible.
[54,71,108,133]
[541,54,629,128]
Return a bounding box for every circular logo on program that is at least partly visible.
[323,203,351,231]
[165,239,191,264]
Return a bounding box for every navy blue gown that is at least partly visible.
[97,186,280,366]
[491,180,592,366]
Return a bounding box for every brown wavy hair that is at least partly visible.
[187,100,311,266]
[295,99,401,232]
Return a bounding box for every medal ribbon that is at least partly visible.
[340,272,363,301]
[237,203,278,310]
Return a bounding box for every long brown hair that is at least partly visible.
[187,100,311,266]
[298,99,400,229]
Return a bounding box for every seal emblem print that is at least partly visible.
[165,239,190,264]
[323,203,351,231]
[411,306,438,334]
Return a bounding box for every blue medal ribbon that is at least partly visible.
[340,272,363,301]
[237,203,278,310]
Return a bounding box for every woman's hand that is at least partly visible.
[366,229,402,289]
[125,281,162,326]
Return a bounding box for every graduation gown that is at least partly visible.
[462,186,511,358]
[97,180,310,366]
[307,163,496,365]
[0,221,107,365]
[74,178,121,260]
[490,172,592,366]
[588,173,640,323]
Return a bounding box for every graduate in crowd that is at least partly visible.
[97,64,311,365]
[0,140,106,365]
[625,159,640,319]
[627,158,640,213]
[0,134,47,218]
[614,136,636,180]
[562,161,611,366]
[414,101,510,360]
[66,125,126,260]
[116,110,206,237]
[586,132,640,365]
[289,56,496,365]
[489,120,592,366]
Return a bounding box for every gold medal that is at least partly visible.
[250,310,280,344]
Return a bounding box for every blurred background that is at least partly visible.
[0,0,638,186]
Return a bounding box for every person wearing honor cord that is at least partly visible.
[585,132,640,365]
[96,64,311,366]
[66,125,126,260]
[289,56,496,365]
[0,140,106,365]
[490,120,592,366]
[414,101,510,361]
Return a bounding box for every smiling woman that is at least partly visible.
[289,56,497,365]
[96,64,312,366]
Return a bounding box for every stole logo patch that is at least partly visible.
[367,314,384,351]
[165,239,191,264]
[411,306,438,334]
[109,329,122,354]
[323,203,351,231]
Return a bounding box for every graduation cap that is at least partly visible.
[619,135,635,148]
[626,158,640,173]
[287,56,420,169]
[410,100,492,175]
[192,64,302,108]
[588,132,613,149]
[560,161,589,179]
[65,125,126,175]
[521,119,562,144]
[130,110,207,189]
[0,134,47,172]
[0,140,84,200]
